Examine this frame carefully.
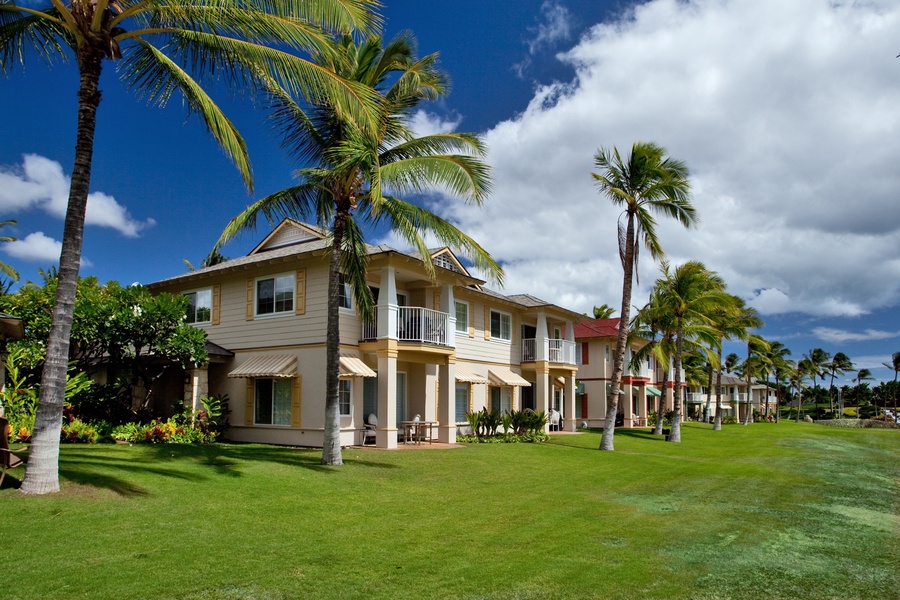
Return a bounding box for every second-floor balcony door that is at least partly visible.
[522,324,537,362]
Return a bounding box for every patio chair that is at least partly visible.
[0,416,25,488]
[360,413,377,446]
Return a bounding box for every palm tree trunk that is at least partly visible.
[600,215,635,451]
[742,346,752,426]
[21,55,104,495]
[774,370,781,423]
[703,358,714,424]
[321,209,346,465]
[713,346,724,430]
[653,364,669,436]
[668,317,684,443]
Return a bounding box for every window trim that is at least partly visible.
[255,378,292,426]
[454,300,469,333]
[338,274,353,312]
[490,309,512,342]
[256,273,295,318]
[184,288,213,325]
[338,379,352,417]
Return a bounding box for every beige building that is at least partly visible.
[148,220,583,449]
[574,318,668,428]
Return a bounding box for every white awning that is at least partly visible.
[339,356,376,378]
[228,354,296,378]
[717,404,733,410]
[488,368,531,387]
[455,364,488,384]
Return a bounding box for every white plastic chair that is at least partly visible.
[361,413,377,446]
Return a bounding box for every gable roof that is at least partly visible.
[574,318,620,340]
[250,219,327,254]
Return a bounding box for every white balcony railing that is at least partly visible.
[521,338,577,365]
[361,306,451,347]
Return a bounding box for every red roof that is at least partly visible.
[573,318,620,340]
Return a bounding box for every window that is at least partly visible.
[339,379,351,416]
[455,383,469,423]
[491,386,512,414]
[605,344,610,362]
[455,301,469,333]
[338,275,352,310]
[257,274,293,316]
[490,310,511,341]
[184,289,212,324]
[255,378,292,425]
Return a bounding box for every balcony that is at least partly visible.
[361,306,452,347]
[521,338,577,365]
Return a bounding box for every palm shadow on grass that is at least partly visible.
[54,442,400,497]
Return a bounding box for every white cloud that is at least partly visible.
[436,0,900,319]
[408,110,461,138]
[515,1,576,77]
[0,154,155,237]
[812,327,900,344]
[4,231,92,267]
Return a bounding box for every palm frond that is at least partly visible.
[0,4,70,73]
[216,181,325,249]
[120,39,252,190]
[339,215,374,319]
[378,154,492,204]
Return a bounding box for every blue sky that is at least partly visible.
[2,0,899,384]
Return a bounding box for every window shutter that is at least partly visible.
[435,380,439,418]
[582,394,589,419]
[484,307,490,340]
[468,385,474,413]
[212,284,221,325]
[245,379,254,425]
[246,279,254,321]
[295,269,306,315]
[581,342,589,365]
[291,376,302,426]
[468,306,474,338]
[511,316,518,345]
[433,290,441,311]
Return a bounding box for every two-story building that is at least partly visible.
[148,220,583,449]
[574,318,668,428]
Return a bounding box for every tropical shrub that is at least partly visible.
[648,410,675,427]
[460,408,548,442]
[722,415,738,424]
[60,418,100,443]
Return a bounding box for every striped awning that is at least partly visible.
[455,364,488,384]
[646,386,662,397]
[339,356,376,378]
[488,368,531,387]
[228,354,297,378]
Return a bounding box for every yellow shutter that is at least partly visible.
[291,376,302,427]
[512,315,519,346]
[245,379,254,426]
[211,284,221,325]
[295,269,306,315]
[468,385,474,413]
[433,290,441,311]
[246,279,254,321]
[484,306,491,340]
[468,303,474,338]
[435,380,440,418]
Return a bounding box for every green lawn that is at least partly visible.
[2,422,898,600]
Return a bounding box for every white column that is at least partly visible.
[564,372,577,431]
[536,313,548,362]
[377,265,398,341]
[438,360,456,443]
[536,368,550,430]
[377,352,398,449]
[441,283,456,348]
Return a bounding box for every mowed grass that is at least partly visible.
[1,422,898,600]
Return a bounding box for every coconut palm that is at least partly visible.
[630,286,676,436]
[706,295,761,430]
[854,368,875,418]
[655,261,725,443]
[0,220,19,282]
[736,336,769,425]
[765,340,792,422]
[217,33,502,465]
[592,304,616,319]
[592,142,696,451]
[802,348,831,419]
[827,352,854,415]
[3,0,380,494]
[881,352,899,416]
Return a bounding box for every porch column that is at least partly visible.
[536,313,549,362]
[536,363,550,430]
[565,320,575,364]
[564,371,577,431]
[377,345,398,449]
[622,375,634,428]
[377,265,398,341]
[441,283,456,348]
[438,358,456,443]
[665,381,675,412]
[637,385,648,427]
[0,342,7,417]
[183,365,209,413]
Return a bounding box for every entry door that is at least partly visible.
[395,372,408,428]
[363,377,378,422]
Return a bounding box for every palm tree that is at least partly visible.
[881,352,899,416]
[592,304,616,319]
[217,33,502,465]
[0,220,20,283]
[2,0,379,495]
[827,352,854,415]
[630,286,676,436]
[707,296,761,430]
[765,341,792,423]
[656,261,725,443]
[855,368,874,418]
[737,335,769,425]
[592,142,696,451]
[802,348,831,420]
